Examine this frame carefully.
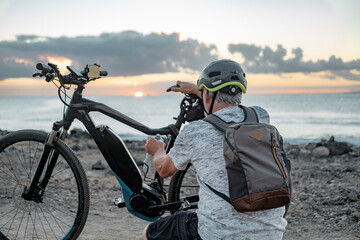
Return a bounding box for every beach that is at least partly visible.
[1,129,359,239]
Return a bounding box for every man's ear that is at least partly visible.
[203,89,211,105]
[202,89,211,114]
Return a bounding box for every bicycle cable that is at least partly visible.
[51,78,74,121]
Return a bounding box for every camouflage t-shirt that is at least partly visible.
[169,105,288,240]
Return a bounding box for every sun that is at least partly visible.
[134,91,143,97]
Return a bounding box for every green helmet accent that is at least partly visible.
[197,59,247,94]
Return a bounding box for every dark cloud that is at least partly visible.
[0,31,218,80]
[228,43,360,81]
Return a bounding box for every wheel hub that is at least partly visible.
[13,184,39,212]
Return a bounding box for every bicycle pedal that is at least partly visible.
[113,197,126,208]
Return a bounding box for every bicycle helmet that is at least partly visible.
[197,59,247,94]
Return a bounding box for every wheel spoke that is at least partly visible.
[19,144,32,180]
[5,207,20,236]
[41,203,69,234]
[39,203,59,239]
[0,153,23,185]
[29,210,40,240]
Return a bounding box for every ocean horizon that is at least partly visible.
[1,92,360,146]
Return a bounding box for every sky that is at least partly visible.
[0,0,360,96]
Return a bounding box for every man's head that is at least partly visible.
[197,59,247,114]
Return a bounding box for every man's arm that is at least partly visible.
[145,137,178,178]
[170,81,202,98]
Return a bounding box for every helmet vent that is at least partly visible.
[231,75,240,80]
[208,71,221,78]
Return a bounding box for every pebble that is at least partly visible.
[92,160,107,170]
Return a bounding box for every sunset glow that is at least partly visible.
[1,72,360,96]
[0,1,359,96]
[42,56,72,72]
[134,91,144,97]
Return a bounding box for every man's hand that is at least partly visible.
[145,137,166,156]
[170,81,202,98]
[145,137,177,178]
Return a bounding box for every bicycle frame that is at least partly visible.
[23,83,189,221]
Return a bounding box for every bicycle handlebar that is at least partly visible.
[33,62,108,85]
[36,63,53,73]
[100,71,108,76]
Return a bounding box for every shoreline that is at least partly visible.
[0,129,359,239]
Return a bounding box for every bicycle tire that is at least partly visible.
[0,129,89,240]
[168,164,199,214]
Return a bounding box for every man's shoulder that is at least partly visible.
[181,118,214,134]
[249,106,270,124]
[213,105,270,124]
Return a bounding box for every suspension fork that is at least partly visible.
[22,128,68,201]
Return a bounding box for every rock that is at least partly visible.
[306,142,317,151]
[299,192,308,201]
[350,212,360,222]
[320,139,328,145]
[287,148,300,158]
[284,145,300,158]
[349,151,359,157]
[313,136,351,156]
[300,149,311,156]
[72,145,80,151]
[326,141,350,156]
[69,128,91,139]
[134,157,143,166]
[312,146,330,157]
[0,129,11,137]
[92,160,106,170]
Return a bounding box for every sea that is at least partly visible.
[1,92,359,146]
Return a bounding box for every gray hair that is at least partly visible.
[207,90,242,105]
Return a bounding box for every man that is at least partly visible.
[142,59,287,240]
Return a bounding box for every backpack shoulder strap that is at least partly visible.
[203,114,230,133]
[239,105,259,123]
[204,105,259,131]
[205,182,231,204]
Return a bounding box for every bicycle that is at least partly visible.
[0,63,203,239]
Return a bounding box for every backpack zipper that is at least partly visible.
[271,136,287,179]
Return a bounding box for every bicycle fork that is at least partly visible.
[22,129,67,202]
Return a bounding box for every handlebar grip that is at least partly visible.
[166,84,180,92]
[36,63,53,73]
[100,71,108,76]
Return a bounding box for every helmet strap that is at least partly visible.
[208,91,218,115]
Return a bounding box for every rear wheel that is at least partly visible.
[168,164,199,214]
[0,130,89,240]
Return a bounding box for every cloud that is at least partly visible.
[2,33,359,82]
[228,43,360,81]
[0,31,218,80]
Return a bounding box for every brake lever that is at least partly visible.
[166,84,180,92]
[32,73,43,77]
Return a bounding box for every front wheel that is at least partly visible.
[0,130,89,240]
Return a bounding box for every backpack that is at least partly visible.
[203,105,291,212]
